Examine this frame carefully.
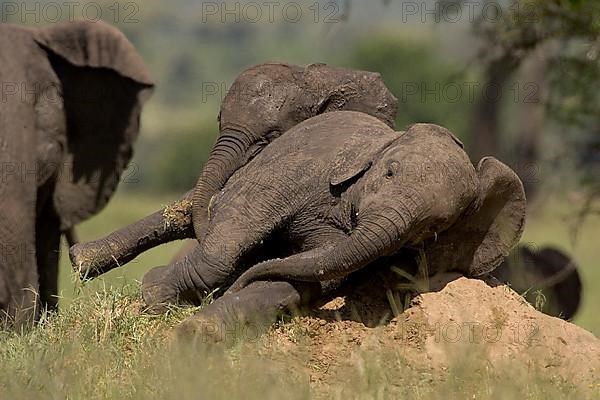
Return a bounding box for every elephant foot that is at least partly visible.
[175,314,231,344]
[69,242,115,278]
[175,306,273,346]
[142,265,181,314]
[175,281,308,346]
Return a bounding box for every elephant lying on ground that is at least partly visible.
[493,245,582,320]
[169,241,582,332]
[0,20,153,327]
[73,111,526,335]
[70,62,398,277]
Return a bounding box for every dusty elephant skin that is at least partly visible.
[0,21,153,328]
[137,112,525,333]
[70,62,398,278]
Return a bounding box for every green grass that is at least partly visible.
[0,189,597,398]
[0,283,594,399]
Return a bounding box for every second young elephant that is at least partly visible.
[140,111,526,318]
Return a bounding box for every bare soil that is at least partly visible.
[254,273,600,391]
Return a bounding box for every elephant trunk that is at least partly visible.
[226,196,426,292]
[329,207,412,278]
[70,191,194,278]
[192,128,254,238]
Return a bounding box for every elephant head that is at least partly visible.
[33,20,154,230]
[340,131,526,278]
[327,123,483,268]
[192,62,398,237]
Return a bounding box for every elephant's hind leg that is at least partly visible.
[142,245,221,313]
[143,189,297,313]
[142,218,280,312]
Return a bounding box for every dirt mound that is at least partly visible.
[256,274,599,390]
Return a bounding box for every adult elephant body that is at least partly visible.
[0,21,153,326]
[142,112,526,318]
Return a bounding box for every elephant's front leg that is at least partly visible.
[0,196,40,328]
[69,191,194,278]
[176,281,320,343]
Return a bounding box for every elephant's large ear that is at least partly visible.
[329,131,400,188]
[425,157,527,276]
[34,20,154,229]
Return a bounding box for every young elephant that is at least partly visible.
[0,21,153,327]
[70,63,398,278]
[142,111,526,320]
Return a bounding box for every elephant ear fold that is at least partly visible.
[329,133,399,188]
[34,20,153,86]
[35,21,154,229]
[330,160,372,187]
[425,157,527,277]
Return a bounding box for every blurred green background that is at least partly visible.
[2,0,598,333]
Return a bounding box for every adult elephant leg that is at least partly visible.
[70,191,194,278]
[176,281,320,343]
[36,202,61,312]
[0,196,40,330]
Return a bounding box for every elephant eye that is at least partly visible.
[385,161,399,178]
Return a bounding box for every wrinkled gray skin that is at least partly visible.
[192,63,397,239]
[493,245,582,320]
[0,21,153,328]
[70,63,398,277]
[141,112,526,337]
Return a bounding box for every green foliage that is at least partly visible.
[348,35,475,140]
[462,0,600,128]
[150,121,217,193]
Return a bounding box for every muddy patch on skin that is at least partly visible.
[250,275,600,392]
[162,199,193,230]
